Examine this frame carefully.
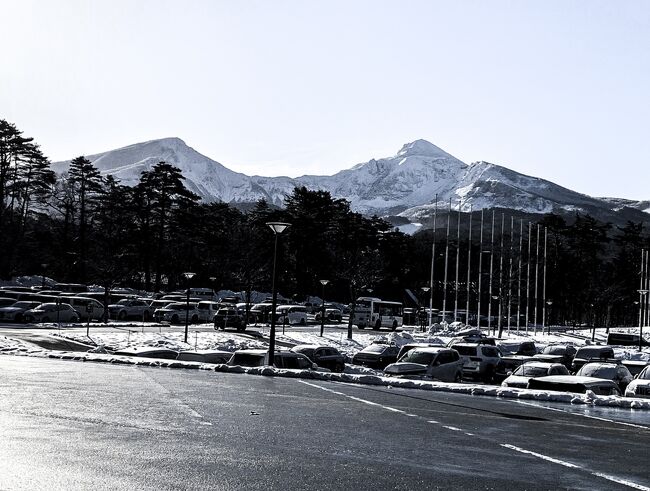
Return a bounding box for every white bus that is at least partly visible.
[353,297,403,331]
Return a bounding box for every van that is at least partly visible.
[66,296,105,321]
[276,305,308,325]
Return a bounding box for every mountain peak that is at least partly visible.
[396,139,450,158]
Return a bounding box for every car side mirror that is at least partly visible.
[506,371,513,376]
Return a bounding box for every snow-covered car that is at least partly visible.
[384,347,463,382]
[352,344,400,369]
[527,375,621,396]
[624,366,650,398]
[452,343,501,382]
[108,298,154,320]
[24,303,80,323]
[576,361,633,393]
[153,302,200,324]
[501,361,570,388]
[0,301,41,322]
[496,340,538,357]
[291,345,346,372]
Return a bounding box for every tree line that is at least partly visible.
[1,119,648,327]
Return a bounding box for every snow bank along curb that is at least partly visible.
[2,346,649,411]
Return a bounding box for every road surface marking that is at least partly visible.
[515,400,650,430]
[501,444,650,491]
[302,380,649,490]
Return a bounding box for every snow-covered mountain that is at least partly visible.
[52,137,648,225]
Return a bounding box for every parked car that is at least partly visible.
[452,343,501,382]
[176,350,232,364]
[153,302,200,324]
[227,349,319,370]
[501,361,570,388]
[384,347,463,382]
[0,301,41,322]
[576,361,634,393]
[0,297,17,308]
[65,296,105,321]
[496,340,538,357]
[397,342,445,361]
[114,346,179,359]
[196,301,221,323]
[352,344,400,369]
[249,302,274,324]
[213,307,246,331]
[291,345,346,372]
[571,345,616,373]
[494,354,537,382]
[527,375,622,396]
[606,332,650,347]
[276,305,308,325]
[533,344,577,369]
[314,308,343,323]
[624,365,650,398]
[24,302,80,323]
[108,298,154,320]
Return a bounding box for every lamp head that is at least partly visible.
[266,222,291,234]
[320,279,329,286]
[183,272,196,280]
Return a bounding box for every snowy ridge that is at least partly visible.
[52,137,649,223]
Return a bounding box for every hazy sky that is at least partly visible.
[2,0,649,200]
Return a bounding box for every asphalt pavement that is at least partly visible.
[0,356,648,490]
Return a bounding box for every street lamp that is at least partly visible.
[546,300,553,336]
[638,290,648,352]
[319,279,329,337]
[183,272,196,343]
[590,303,596,342]
[266,222,291,365]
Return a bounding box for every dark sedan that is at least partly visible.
[352,344,400,370]
[291,345,346,372]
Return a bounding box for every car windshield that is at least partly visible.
[401,351,436,365]
[498,343,520,355]
[575,347,610,359]
[578,365,617,378]
[217,309,236,315]
[13,302,37,309]
[640,368,650,380]
[513,365,548,377]
[454,346,477,356]
[543,346,565,355]
[117,299,131,305]
[364,345,388,354]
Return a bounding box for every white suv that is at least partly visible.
[452,343,501,382]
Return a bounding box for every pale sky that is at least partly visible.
[1,0,649,200]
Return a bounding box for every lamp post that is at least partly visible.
[590,303,596,342]
[638,290,648,352]
[41,263,48,289]
[266,222,291,365]
[183,272,195,343]
[420,287,430,331]
[491,295,499,336]
[546,300,553,336]
[319,279,329,337]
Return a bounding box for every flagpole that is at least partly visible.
[428,195,438,328]
[477,209,485,330]
[466,206,473,326]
